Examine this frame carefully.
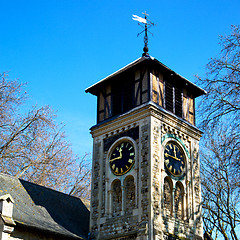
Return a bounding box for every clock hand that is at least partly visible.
[119,148,122,158]
[109,156,121,162]
[173,145,177,158]
[109,148,122,162]
[165,153,181,161]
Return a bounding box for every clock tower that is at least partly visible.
[86,55,205,240]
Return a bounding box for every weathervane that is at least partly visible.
[132,12,156,56]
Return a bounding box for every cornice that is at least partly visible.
[90,102,203,140]
[149,104,203,141]
[90,103,152,138]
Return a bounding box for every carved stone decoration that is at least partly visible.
[152,122,161,220]
[91,142,101,227]
[193,147,200,204]
[140,124,149,221]
[175,182,184,220]
[193,148,199,162]
[125,176,136,214]
[104,127,139,152]
[112,180,122,216]
[101,152,107,217]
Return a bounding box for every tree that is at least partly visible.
[201,125,240,240]
[197,25,240,126]
[197,25,240,240]
[0,72,91,199]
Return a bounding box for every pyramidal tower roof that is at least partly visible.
[85,55,206,98]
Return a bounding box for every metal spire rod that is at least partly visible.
[132,12,156,56]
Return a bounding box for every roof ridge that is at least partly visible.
[0,173,84,202]
[19,178,84,201]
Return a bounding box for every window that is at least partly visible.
[124,176,136,214]
[112,180,122,216]
[175,182,184,220]
[165,81,183,117]
[165,81,173,112]
[112,78,134,116]
[163,177,173,215]
[175,86,182,117]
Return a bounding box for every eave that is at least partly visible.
[85,55,206,98]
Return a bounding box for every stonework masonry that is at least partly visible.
[90,103,203,240]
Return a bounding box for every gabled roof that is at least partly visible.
[0,173,90,239]
[85,55,206,98]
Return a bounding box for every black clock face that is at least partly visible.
[164,142,185,177]
[109,141,135,176]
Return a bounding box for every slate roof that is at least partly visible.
[0,173,90,239]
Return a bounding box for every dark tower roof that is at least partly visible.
[85,56,206,98]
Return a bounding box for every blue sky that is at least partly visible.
[0,0,239,156]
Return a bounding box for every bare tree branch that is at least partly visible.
[0,73,91,200]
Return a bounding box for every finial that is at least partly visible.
[132,12,156,57]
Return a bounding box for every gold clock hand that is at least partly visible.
[119,148,122,158]
[109,148,122,162]
[173,145,177,157]
[109,156,121,162]
[165,153,181,161]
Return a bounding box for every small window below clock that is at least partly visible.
[112,179,122,217]
[163,177,173,215]
[175,181,184,220]
[124,175,136,214]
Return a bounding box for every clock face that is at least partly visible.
[109,141,135,176]
[164,142,185,177]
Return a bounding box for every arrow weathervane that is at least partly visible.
[132,12,156,56]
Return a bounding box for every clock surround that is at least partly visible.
[164,142,186,178]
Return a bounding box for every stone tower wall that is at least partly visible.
[90,104,203,240]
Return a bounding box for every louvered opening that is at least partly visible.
[111,77,134,117]
[175,87,183,118]
[165,82,173,113]
[112,85,122,116]
[123,80,134,112]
